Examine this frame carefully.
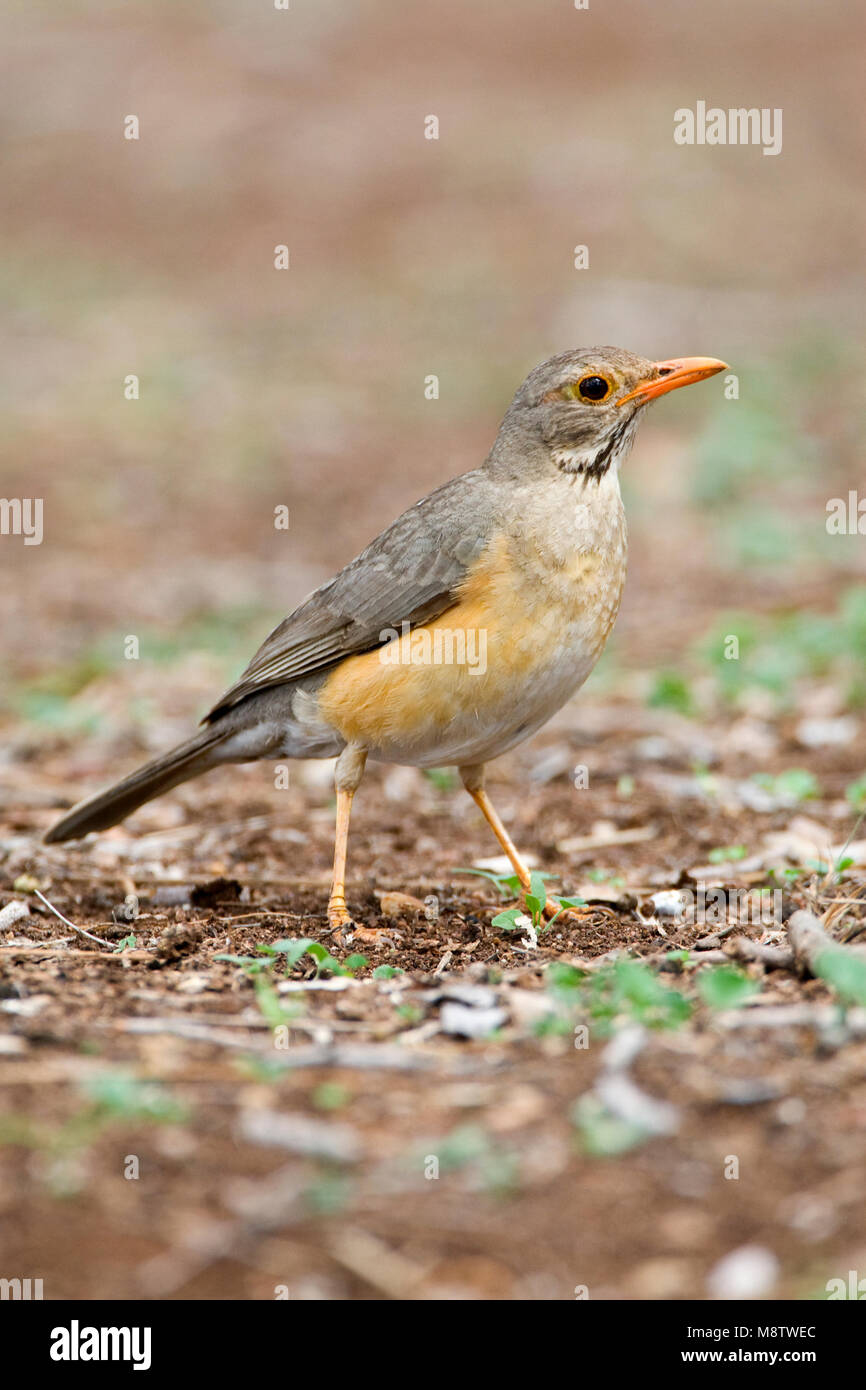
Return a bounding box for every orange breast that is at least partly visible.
[315,531,624,755]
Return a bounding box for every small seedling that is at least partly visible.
[648,670,694,716]
[312,1082,351,1111]
[423,767,458,791]
[697,964,761,1010]
[752,768,819,803]
[708,845,748,864]
[571,1094,652,1157]
[814,946,866,1011]
[846,776,866,814]
[372,964,404,980]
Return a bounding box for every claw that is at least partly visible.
[345,924,400,947]
[542,895,592,925]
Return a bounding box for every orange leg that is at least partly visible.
[327,746,367,930]
[327,785,356,929]
[460,763,574,918]
[326,747,395,944]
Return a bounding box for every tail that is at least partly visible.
[44,727,231,843]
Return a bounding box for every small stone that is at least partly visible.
[377,891,426,919]
[439,1002,507,1038]
[707,1245,779,1299]
[774,1097,807,1126]
[795,716,857,749]
[0,994,51,1017]
[0,901,30,930]
[625,1257,693,1300]
[436,982,499,1009]
[650,890,688,919]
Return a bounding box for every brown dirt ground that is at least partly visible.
[3,688,866,1301]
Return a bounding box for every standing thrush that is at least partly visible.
[45,347,726,935]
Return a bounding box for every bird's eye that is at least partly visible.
[576,375,611,402]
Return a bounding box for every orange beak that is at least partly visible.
[617,356,728,407]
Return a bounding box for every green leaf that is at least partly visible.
[708,845,748,864]
[665,949,690,967]
[547,962,586,993]
[304,941,351,976]
[252,973,292,1029]
[588,960,692,1033]
[213,953,263,970]
[571,1095,651,1157]
[81,1072,187,1124]
[753,768,819,803]
[543,895,588,930]
[341,954,368,974]
[804,859,830,876]
[528,870,547,902]
[492,908,524,931]
[814,946,866,1009]
[267,938,316,966]
[423,767,457,791]
[698,964,761,1010]
[454,867,523,899]
[648,670,694,716]
[312,1082,351,1111]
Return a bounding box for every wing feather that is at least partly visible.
[204,469,499,721]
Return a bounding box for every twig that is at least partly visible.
[715,1002,866,1034]
[33,890,112,948]
[112,1018,447,1070]
[727,936,795,970]
[694,922,739,950]
[787,909,866,977]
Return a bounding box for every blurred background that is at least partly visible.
[2,0,866,1303]
[2,0,864,760]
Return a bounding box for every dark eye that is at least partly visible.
[577,375,610,401]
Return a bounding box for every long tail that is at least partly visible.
[44,727,231,843]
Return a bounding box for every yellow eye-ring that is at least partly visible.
[573,374,611,402]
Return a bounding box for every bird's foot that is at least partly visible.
[344,923,400,948]
[542,895,592,926]
[327,901,353,931]
[327,901,399,948]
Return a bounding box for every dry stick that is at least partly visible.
[33,889,112,949]
[727,936,795,970]
[716,1002,866,1033]
[694,921,739,950]
[112,1018,454,1070]
[787,908,866,976]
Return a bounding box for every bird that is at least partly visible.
[45,347,727,940]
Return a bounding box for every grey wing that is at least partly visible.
[204,469,500,721]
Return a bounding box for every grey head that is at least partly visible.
[487,346,727,483]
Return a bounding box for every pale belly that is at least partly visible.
[309,491,628,768]
[363,625,610,768]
